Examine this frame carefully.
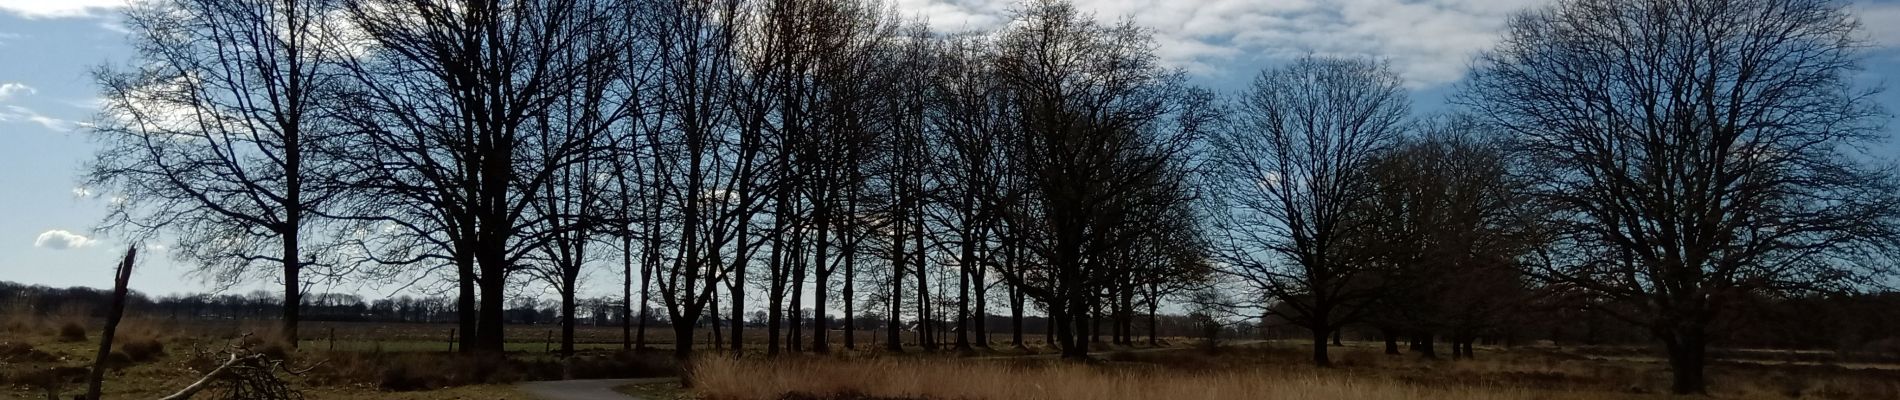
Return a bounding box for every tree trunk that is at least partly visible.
[1382,328,1399,355]
[789,226,806,352]
[767,205,788,356]
[475,245,507,352]
[1053,302,1083,359]
[887,214,904,352]
[1089,299,1102,344]
[672,322,695,362]
[811,197,831,354]
[1010,285,1025,349]
[955,225,973,352]
[710,287,723,351]
[1147,295,1159,347]
[1310,325,1332,367]
[457,251,478,353]
[973,257,988,348]
[1665,327,1708,394]
[622,235,634,351]
[914,246,932,351]
[913,208,933,351]
[282,230,301,348]
[1070,298,1091,357]
[1414,331,1437,359]
[843,226,857,350]
[730,216,749,357]
[1043,299,1055,348]
[560,287,576,356]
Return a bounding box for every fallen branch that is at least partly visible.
[155,335,305,400]
[157,353,241,400]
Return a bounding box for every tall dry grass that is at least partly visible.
[689,357,1651,400]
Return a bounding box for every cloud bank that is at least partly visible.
[0,0,125,19]
[893,0,1552,87]
[34,230,96,250]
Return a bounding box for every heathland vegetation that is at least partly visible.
[5,0,1900,398]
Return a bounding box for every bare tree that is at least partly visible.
[88,0,352,347]
[335,0,624,352]
[523,25,632,354]
[1355,124,1538,360]
[988,0,1205,359]
[640,0,777,363]
[925,34,1013,353]
[1461,0,1900,393]
[1206,56,1408,367]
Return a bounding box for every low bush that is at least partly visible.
[56,321,87,342]
[0,342,57,362]
[117,335,166,362]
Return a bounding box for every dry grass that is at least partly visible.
[690,356,1648,400]
[0,311,653,399]
[689,343,1900,400]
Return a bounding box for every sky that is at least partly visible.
[3,0,1900,301]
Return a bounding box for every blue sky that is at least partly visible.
[2,0,1899,300]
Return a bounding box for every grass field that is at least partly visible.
[686,342,1900,400]
[0,316,675,399]
[7,314,1899,399]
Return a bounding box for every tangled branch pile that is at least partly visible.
[159,338,308,400]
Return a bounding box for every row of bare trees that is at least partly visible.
[1197,0,1900,395]
[80,0,1900,394]
[84,0,1212,361]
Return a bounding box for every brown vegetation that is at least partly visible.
[309,351,677,391]
[56,321,88,342]
[689,343,1900,400]
[0,311,676,399]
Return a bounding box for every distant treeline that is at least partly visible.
[7,279,1896,353]
[0,280,1241,339]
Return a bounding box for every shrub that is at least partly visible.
[236,332,293,360]
[0,342,56,362]
[103,350,136,369]
[56,321,87,342]
[117,335,166,362]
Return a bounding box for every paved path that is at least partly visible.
[517,377,678,400]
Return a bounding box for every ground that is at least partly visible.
[5,317,1898,399]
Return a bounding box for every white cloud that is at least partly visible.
[0,0,126,19]
[888,0,1553,87]
[1860,3,1900,49]
[0,82,34,101]
[0,105,76,131]
[0,32,21,46]
[883,0,1898,86]
[34,230,97,250]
